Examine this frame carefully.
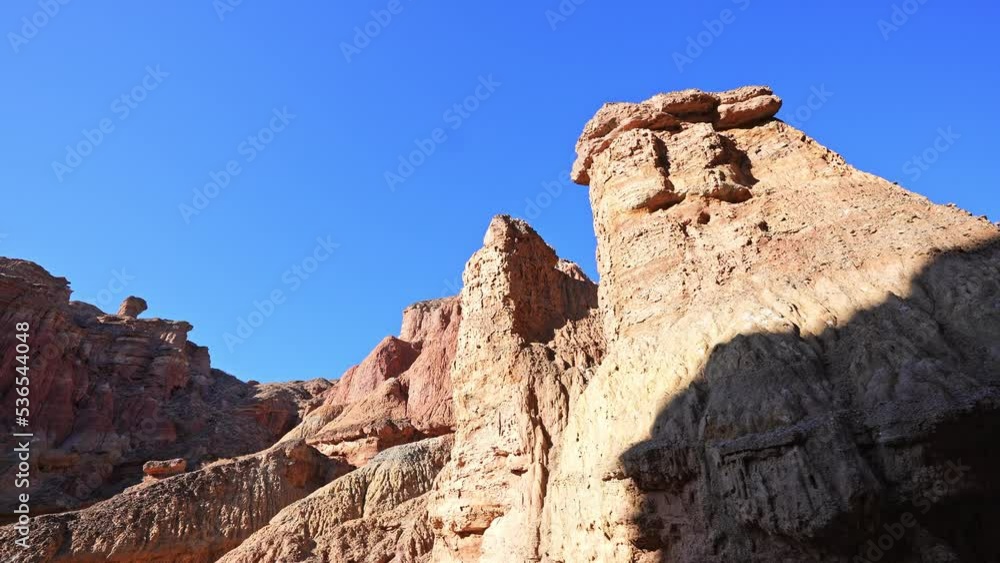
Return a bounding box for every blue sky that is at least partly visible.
[1,1,996,382]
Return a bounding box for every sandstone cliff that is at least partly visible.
[544,86,1000,562]
[283,295,460,466]
[0,259,330,517]
[427,216,605,561]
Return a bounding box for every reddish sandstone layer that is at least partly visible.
[285,296,461,466]
[0,259,330,516]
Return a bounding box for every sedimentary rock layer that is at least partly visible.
[3,85,999,563]
[0,440,347,563]
[219,436,453,563]
[285,296,460,466]
[0,259,330,516]
[427,216,606,562]
[546,86,1000,562]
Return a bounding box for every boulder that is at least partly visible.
[117,295,148,318]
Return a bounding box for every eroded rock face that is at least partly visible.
[219,436,453,563]
[0,258,332,516]
[285,296,461,466]
[545,86,1000,562]
[427,216,605,562]
[141,458,186,479]
[0,440,347,563]
[117,296,148,318]
[571,85,781,185]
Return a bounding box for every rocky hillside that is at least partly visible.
[0,259,331,518]
[2,85,999,562]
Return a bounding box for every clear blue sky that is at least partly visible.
[1,1,996,382]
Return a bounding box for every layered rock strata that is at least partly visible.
[0,258,330,516]
[285,296,461,466]
[545,86,1000,562]
[219,436,453,563]
[2,84,999,563]
[428,216,606,562]
[0,440,347,562]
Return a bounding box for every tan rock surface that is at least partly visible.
[427,216,605,562]
[0,440,348,563]
[219,436,453,563]
[544,86,1000,562]
[571,86,781,185]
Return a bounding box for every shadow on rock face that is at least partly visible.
[620,237,1000,562]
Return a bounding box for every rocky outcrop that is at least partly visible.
[116,296,148,318]
[571,85,781,185]
[0,440,347,563]
[545,86,1000,562]
[427,216,605,561]
[141,458,186,479]
[219,436,453,563]
[0,258,331,516]
[285,296,460,466]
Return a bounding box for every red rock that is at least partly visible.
[116,296,148,318]
[286,296,461,466]
[0,259,332,516]
[142,458,186,478]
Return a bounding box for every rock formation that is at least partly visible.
[545,86,1000,562]
[141,458,186,479]
[219,436,453,563]
[286,296,460,466]
[116,296,147,318]
[0,440,347,562]
[0,258,331,516]
[427,216,605,561]
[2,85,999,562]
